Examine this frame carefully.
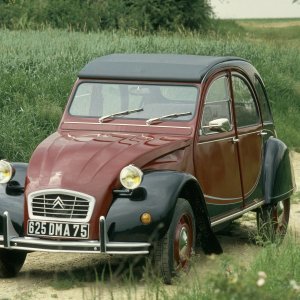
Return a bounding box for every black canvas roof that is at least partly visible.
[78,54,246,82]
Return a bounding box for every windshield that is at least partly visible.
[69,82,199,122]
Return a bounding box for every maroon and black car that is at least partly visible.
[0,54,295,283]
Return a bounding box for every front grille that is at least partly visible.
[28,190,95,222]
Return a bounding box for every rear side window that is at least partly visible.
[254,76,273,123]
[232,75,260,127]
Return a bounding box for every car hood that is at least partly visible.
[26,131,192,213]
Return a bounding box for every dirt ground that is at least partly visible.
[0,152,299,300]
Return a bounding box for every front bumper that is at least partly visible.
[0,211,150,254]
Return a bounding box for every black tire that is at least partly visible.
[256,198,290,243]
[0,249,27,278]
[153,198,195,284]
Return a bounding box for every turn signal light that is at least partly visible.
[140,212,152,225]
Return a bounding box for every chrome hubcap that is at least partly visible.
[179,227,189,259]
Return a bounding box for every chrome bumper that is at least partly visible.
[0,211,150,254]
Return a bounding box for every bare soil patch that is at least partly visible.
[0,152,299,300]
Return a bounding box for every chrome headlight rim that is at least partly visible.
[120,164,143,190]
[0,160,14,184]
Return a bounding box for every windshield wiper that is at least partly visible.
[99,108,143,123]
[146,112,192,125]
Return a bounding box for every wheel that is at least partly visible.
[153,198,195,284]
[0,249,27,278]
[256,198,290,243]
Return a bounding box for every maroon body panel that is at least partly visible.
[25,130,193,239]
[195,132,243,206]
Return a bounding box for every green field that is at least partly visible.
[0,20,300,161]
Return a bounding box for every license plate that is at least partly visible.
[27,220,89,239]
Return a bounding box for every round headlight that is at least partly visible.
[0,160,14,184]
[120,165,143,190]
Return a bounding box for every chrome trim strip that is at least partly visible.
[63,121,191,130]
[0,238,150,255]
[3,211,19,247]
[0,212,150,255]
[100,216,106,253]
[28,189,95,223]
[269,188,295,200]
[198,136,233,145]
[238,130,261,137]
[199,130,262,145]
[211,200,264,227]
[205,194,243,201]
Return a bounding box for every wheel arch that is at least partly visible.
[178,179,207,240]
[177,178,222,254]
[263,137,295,205]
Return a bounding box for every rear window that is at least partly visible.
[254,76,273,123]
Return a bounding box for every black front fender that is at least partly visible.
[0,162,27,236]
[106,170,222,255]
[106,170,187,243]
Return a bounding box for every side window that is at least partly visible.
[254,77,273,123]
[232,76,260,127]
[201,76,232,134]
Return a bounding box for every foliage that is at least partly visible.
[168,235,300,300]
[0,0,213,32]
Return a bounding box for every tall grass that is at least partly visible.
[0,27,299,161]
[44,232,300,299]
[166,234,300,300]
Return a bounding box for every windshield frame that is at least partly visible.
[67,80,200,124]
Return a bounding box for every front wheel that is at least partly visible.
[0,249,27,278]
[256,198,290,243]
[153,198,195,284]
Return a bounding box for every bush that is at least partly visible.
[0,0,213,32]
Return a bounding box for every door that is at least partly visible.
[231,73,263,207]
[195,73,243,220]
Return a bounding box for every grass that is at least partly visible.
[168,236,300,300]
[237,19,300,44]
[41,232,300,299]
[0,22,300,162]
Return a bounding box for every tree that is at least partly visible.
[120,0,213,31]
[0,0,214,31]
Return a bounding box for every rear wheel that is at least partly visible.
[256,198,290,243]
[153,198,195,284]
[0,249,27,278]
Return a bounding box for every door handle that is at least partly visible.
[258,130,268,136]
[232,137,239,144]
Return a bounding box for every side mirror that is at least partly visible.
[208,118,231,132]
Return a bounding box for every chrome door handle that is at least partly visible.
[232,137,239,144]
[258,130,268,136]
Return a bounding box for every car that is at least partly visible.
[0,54,295,283]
